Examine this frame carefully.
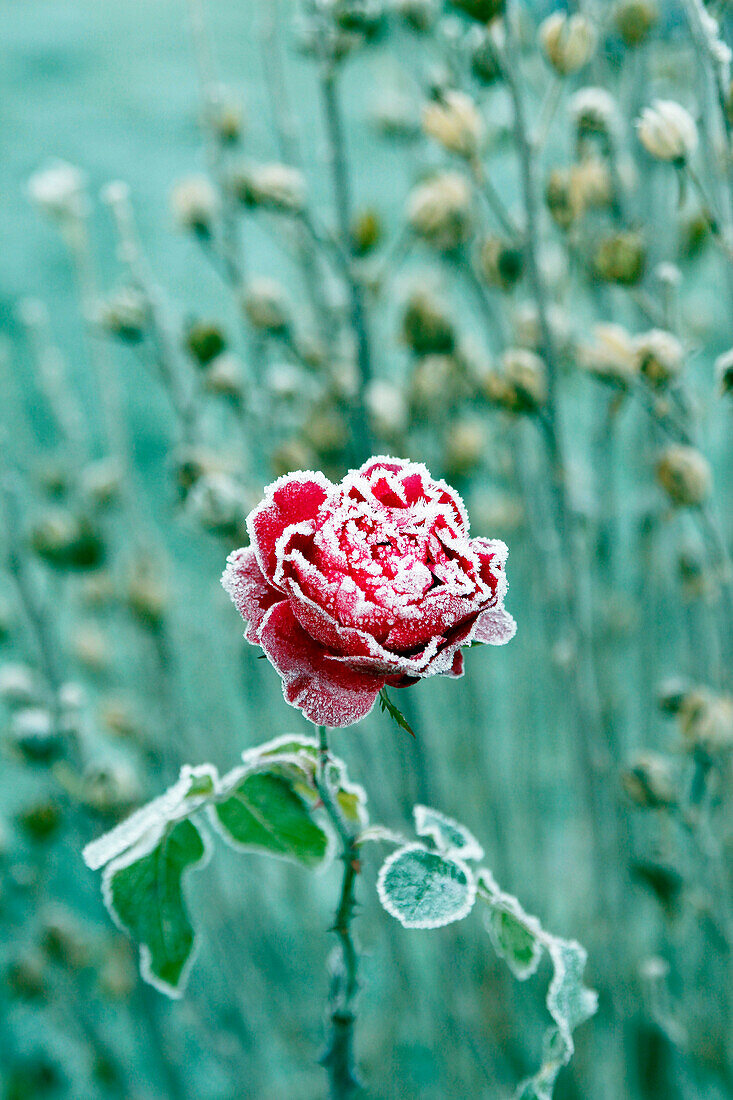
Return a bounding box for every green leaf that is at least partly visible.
[210,768,332,868]
[378,688,415,738]
[103,818,208,998]
[487,903,543,981]
[377,844,476,929]
[83,764,218,872]
[242,734,368,827]
[414,804,484,862]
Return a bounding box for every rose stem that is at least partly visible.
[315,724,361,1100]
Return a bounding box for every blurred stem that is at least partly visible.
[315,725,361,1100]
[319,63,374,458]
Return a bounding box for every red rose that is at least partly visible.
[223,456,516,727]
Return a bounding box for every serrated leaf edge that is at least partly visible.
[413,803,485,862]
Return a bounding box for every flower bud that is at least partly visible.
[271,438,316,478]
[351,208,383,256]
[407,172,473,252]
[570,158,613,213]
[410,354,463,410]
[31,511,105,571]
[479,237,523,290]
[9,708,62,764]
[73,623,110,672]
[170,175,218,236]
[27,160,88,223]
[469,28,502,85]
[231,162,306,214]
[402,289,455,355]
[622,751,676,808]
[203,352,245,399]
[127,558,167,629]
[185,320,227,367]
[372,90,421,139]
[539,13,596,76]
[18,799,62,842]
[302,409,349,457]
[637,100,698,163]
[82,757,141,816]
[445,418,484,475]
[96,285,148,343]
[546,168,578,230]
[634,329,684,387]
[81,459,122,510]
[580,323,638,388]
[365,379,408,438]
[656,445,711,507]
[501,348,548,412]
[42,907,91,969]
[422,90,483,158]
[715,347,733,395]
[0,663,38,709]
[569,87,617,139]
[657,677,692,715]
[679,689,733,750]
[394,0,437,33]
[206,93,245,144]
[448,0,504,22]
[593,230,646,285]
[187,472,248,537]
[615,0,658,47]
[242,278,290,333]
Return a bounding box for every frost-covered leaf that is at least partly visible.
[414,804,484,862]
[488,903,544,981]
[210,767,332,868]
[242,734,368,827]
[476,870,597,1099]
[377,843,476,929]
[546,939,598,1049]
[83,764,217,871]
[103,818,208,998]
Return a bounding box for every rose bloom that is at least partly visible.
[223,457,515,727]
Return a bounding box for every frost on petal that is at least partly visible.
[246,470,333,584]
[258,601,384,727]
[221,546,284,643]
[474,607,517,646]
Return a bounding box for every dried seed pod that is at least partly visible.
[231,162,306,214]
[615,0,659,48]
[402,289,455,355]
[422,89,483,159]
[715,347,733,395]
[448,0,504,22]
[539,13,596,76]
[579,323,638,389]
[185,320,227,366]
[407,172,473,252]
[242,278,290,334]
[634,329,684,387]
[637,100,698,163]
[679,688,733,750]
[170,175,218,236]
[445,418,484,475]
[569,87,617,139]
[622,752,676,808]
[593,231,646,285]
[656,445,711,507]
[479,237,523,291]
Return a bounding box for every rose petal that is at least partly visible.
[474,607,517,645]
[247,471,333,586]
[221,547,284,644]
[258,601,384,727]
